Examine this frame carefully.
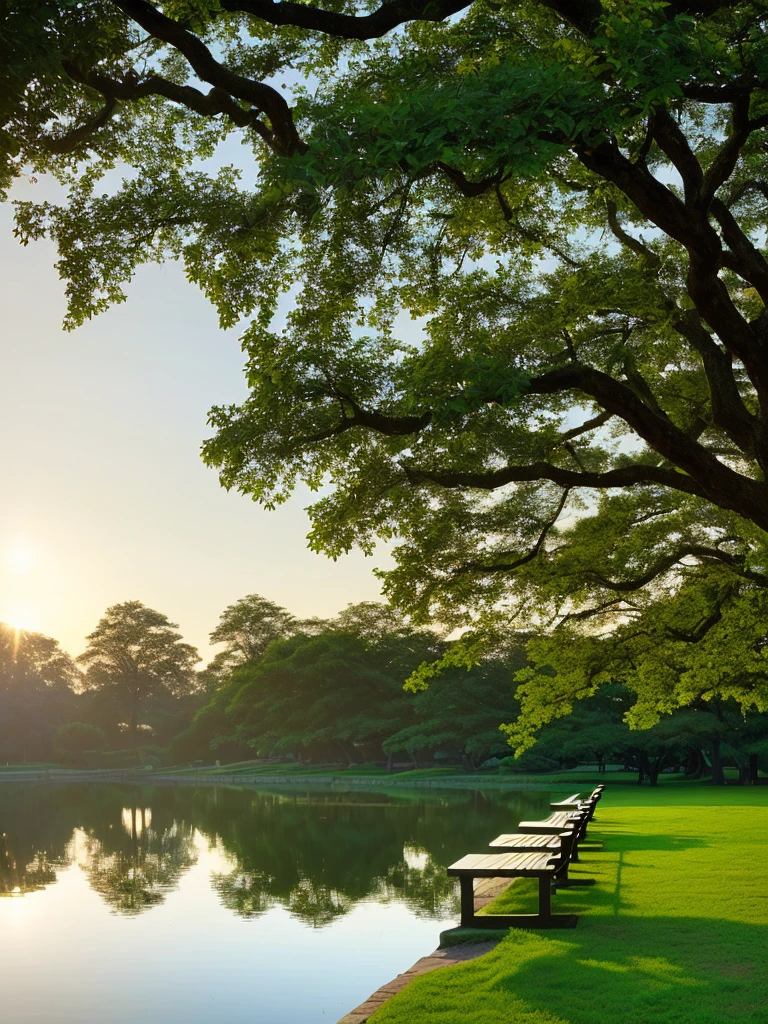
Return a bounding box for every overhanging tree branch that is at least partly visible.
[109,0,304,153]
[218,0,472,39]
[63,64,274,145]
[401,458,709,497]
[456,486,571,576]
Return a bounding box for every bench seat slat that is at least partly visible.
[489,833,562,850]
[448,850,557,876]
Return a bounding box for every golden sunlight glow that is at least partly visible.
[5,544,36,576]
[1,605,37,634]
[122,807,152,836]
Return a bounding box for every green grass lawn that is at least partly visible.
[368,785,768,1024]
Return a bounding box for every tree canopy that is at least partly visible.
[6,0,768,730]
[77,600,201,737]
[0,622,79,761]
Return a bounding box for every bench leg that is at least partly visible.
[459,876,475,927]
[538,875,552,916]
[454,873,578,930]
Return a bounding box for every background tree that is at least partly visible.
[205,593,296,680]
[0,622,80,762]
[53,721,109,766]
[77,601,200,741]
[386,641,530,770]
[227,630,415,763]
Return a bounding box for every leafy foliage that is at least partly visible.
[77,600,201,737]
[0,621,79,761]
[7,0,768,732]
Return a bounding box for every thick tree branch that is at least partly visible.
[584,544,756,592]
[401,459,709,499]
[650,107,704,205]
[525,364,763,517]
[41,98,118,153]
[218,0,471,39]
[109,0,304,153]
[578,140,768,395]
[63,64,274,144]
[559,410,612,442]
[298,396,432,444]
[605,200,660,265]
[700,93,752,203]
[217,0,732,40]
[456,487,571,576]
[710,196,768,301]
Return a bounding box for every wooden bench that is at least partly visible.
[517,807,592,859]
[447,849,578,929]
[487,827,594,888]
[550,786,604,816]
[550,791,583,810]
[517,810,585,835]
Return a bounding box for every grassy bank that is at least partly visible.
[368,786,768,1024]
[0,761,749,789]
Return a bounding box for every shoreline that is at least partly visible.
[0,768,568,789]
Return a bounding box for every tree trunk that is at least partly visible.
[749,753,759,786]
[684,746,707,779]
[692,747,707,780]
[386,751,393,772]
[335,740,353,767]
[647,753,666,787]
[637,753,647,785]
[710,737,725,785]
[129,692,140,743]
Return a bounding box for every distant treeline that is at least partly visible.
[2,595,767,784]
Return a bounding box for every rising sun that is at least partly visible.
[2,606,36,633]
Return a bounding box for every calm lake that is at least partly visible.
[0,783,551,1022]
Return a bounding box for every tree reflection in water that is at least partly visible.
[0,784,551,922]
[79,802,198,915]
[1,786,74,896]
[200,786,549,927]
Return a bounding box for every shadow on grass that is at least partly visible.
[594,831,710,852]
[487,914,767,1024]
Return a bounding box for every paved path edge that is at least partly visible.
[336,941,498,1024]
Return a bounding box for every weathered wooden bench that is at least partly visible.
[487,827,594,888]
[447,849,578,929]
[550,791,583,811]
[517,809,585,835]
[550,785,604,817]
[516,807,592,860]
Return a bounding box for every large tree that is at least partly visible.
[77,601,200,739]
[0,622,79,761]
[209,593,296,666]
[6,0,768,726]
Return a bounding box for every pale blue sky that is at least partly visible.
[0,190,389,663]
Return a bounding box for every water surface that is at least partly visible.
[0,783,550,1022]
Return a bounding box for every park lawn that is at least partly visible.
[368,786,768,1024]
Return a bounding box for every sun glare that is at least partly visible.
[2,606,36,634]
